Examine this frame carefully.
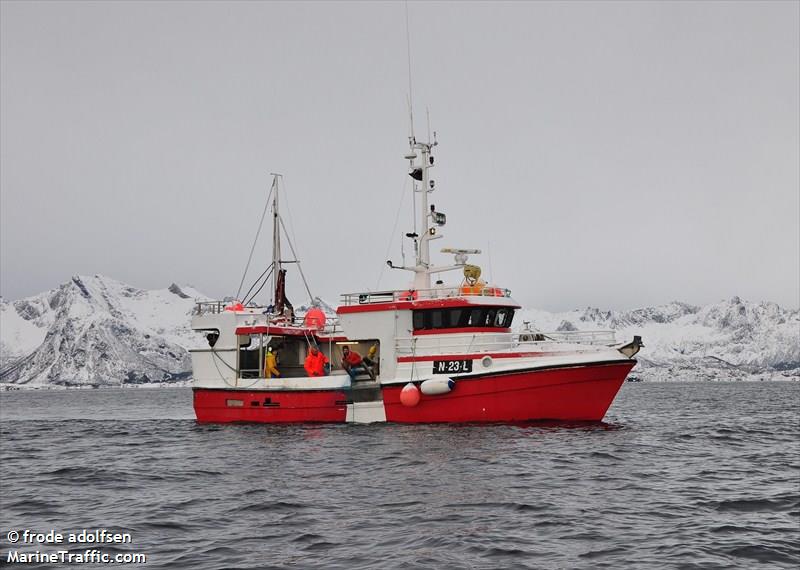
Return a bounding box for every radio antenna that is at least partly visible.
[405,1,415,140]
[426,107,432,143]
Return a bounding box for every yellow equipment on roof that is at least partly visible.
[463,264,482,285]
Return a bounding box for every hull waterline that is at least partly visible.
[192,361,634,424]
[383,360,634,423]
[193,388,348,423]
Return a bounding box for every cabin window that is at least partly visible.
[412,307,516,331]
[448,308,464,328]
[493,308,513,327]
[468,308,483,327]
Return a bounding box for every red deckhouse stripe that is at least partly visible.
[235,325,310,336]
[337,298,521,314]
[412,327,511,336]
[396,351,568,362]
[233,326,347,341]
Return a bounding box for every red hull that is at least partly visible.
[383,361,634,422]
[193,361,634,423]
[193,388,347,423]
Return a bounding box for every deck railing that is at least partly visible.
[193,301,343,335]
[395,330,616,356]
[537,330,616,345]
[340,286,512,306]
[194,300,230,315]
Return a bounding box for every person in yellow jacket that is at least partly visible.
[264,346,280,378]
[363,343,379,375]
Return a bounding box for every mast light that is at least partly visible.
[430,204,446,226]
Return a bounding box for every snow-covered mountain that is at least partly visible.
[0,275,207,386]
[518,297,799,382]
[1,276,797,386]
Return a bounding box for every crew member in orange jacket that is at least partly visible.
[304,346,329,377]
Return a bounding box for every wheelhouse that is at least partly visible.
[412,305,515,332]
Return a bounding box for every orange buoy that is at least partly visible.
[400,382,421,407]
[303,308,326,330]
[224,302,244,312]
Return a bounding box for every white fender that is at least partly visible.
[420,378,455,396]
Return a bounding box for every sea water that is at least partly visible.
[1,382,798,569]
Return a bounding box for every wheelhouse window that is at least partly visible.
[447,308,464,328]
[413,307,515,331]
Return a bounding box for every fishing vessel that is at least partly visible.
[189,134,642,423]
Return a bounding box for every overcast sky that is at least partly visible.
[1,1,798,311]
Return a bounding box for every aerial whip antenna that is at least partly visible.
[405,0,415,140]
[426,107,432,143]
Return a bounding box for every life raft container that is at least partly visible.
[460,280,486,296]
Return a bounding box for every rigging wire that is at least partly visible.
[236,181,275,300]
[278,215,314,301]
[375,175,409,291]
[210,348,263,389]
[275,177,316,305]
[279,177,302,267]
[242,264,275,306]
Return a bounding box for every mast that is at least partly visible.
[389,12,477,292]
[389,132,479,290]
[408,135,438,290]
[270,174,282,309]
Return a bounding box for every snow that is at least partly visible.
[1,276,798,386]
[0,302,47,361]
[519,298,799,381]
[0,275,209,386]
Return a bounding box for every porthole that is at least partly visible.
[481,356,493,368]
